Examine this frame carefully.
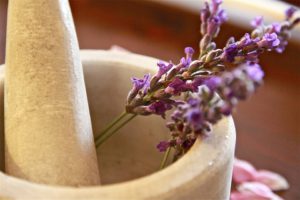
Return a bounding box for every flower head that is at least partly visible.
[207,16,221,36]
[211,0,223,14]
[204,76,222,91]
[131,74,150,91]
[147,101,172,118]
[156,141,170,152]
[244,63,264,83]
[258,33,280,49]
[156,61,173,78]
[285,7,297,20]
[271,22,282,33]
[224,43,238,62]
[251,16,264,27]
[217,9,228,23]
[165,78,187,95]
[185,108,204,132]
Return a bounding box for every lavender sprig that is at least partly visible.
[95,1,299,151]
[125,1,299,120]
[157,62,264,160]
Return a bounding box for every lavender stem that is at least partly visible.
[95,114,137,148]
[94,111,128,142]
[159,146,172,170]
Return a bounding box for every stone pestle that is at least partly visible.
[4,0,100,186]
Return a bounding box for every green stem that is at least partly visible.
[94,111,128,141]
[95,114,137,148]
[159,146,171,170]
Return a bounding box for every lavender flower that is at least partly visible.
[223,43,238,62]
[250,16,263,28]
[258,33,280,49]
[147,101,172,118]
[157,141,170,152]
[157,62,264,157]
[156,61,173,78]
[126,2,298,121]
[285,7,297,20]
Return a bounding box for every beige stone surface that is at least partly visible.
[0,50,236,199]
[4,1,100,186]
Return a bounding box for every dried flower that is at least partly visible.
[156,61,173,79]
[285,7,297,20]
[157,63,264,155]
[251,16,264,28]
[156,141,170,152]
[258,33,280,49]
[126,3,298,120]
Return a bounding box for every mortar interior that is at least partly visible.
[0,58,169,185]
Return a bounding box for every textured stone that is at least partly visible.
[4,0,100,186]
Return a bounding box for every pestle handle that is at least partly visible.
[5,0,100,186]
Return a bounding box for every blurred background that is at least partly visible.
[0,0,299,199]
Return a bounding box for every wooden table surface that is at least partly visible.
[0,0,299,199]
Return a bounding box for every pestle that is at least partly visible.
[4,0,100,186]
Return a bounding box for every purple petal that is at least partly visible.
[165,77,186,95]
[285,7,297,20]
[131,73,150,91]
[156,141,170,152]
[244,63,264,83]
[157,61,173,78]
[224,43,238,62]
[251,16,263,27]
[147,101,172,117]
[204,76,222,91]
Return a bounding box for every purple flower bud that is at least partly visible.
[224,43,238,62]
[185,47,195,57]
[180,47,194,68]
[200,2,210,23]
[190,76,206,92]
[156,61,173,78]
[207,17,220,36]
[156,141,170,152]
[131,74,150,91]
[285,7,297,20]
[271,22,281,33]
[258,33,280,49]
[250,16,263,27]
[244,63,264,83]
[187,98,201,107]
[171,110,183,121]
[185,108,204,132]
[275,40,288,53]
[165,77,186,95]
[204,76,222,91]
[179,57,190,68]
[147,101,172,117]
[239,33,253,47]
[211,0,222,14]
[217,9,228,23]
